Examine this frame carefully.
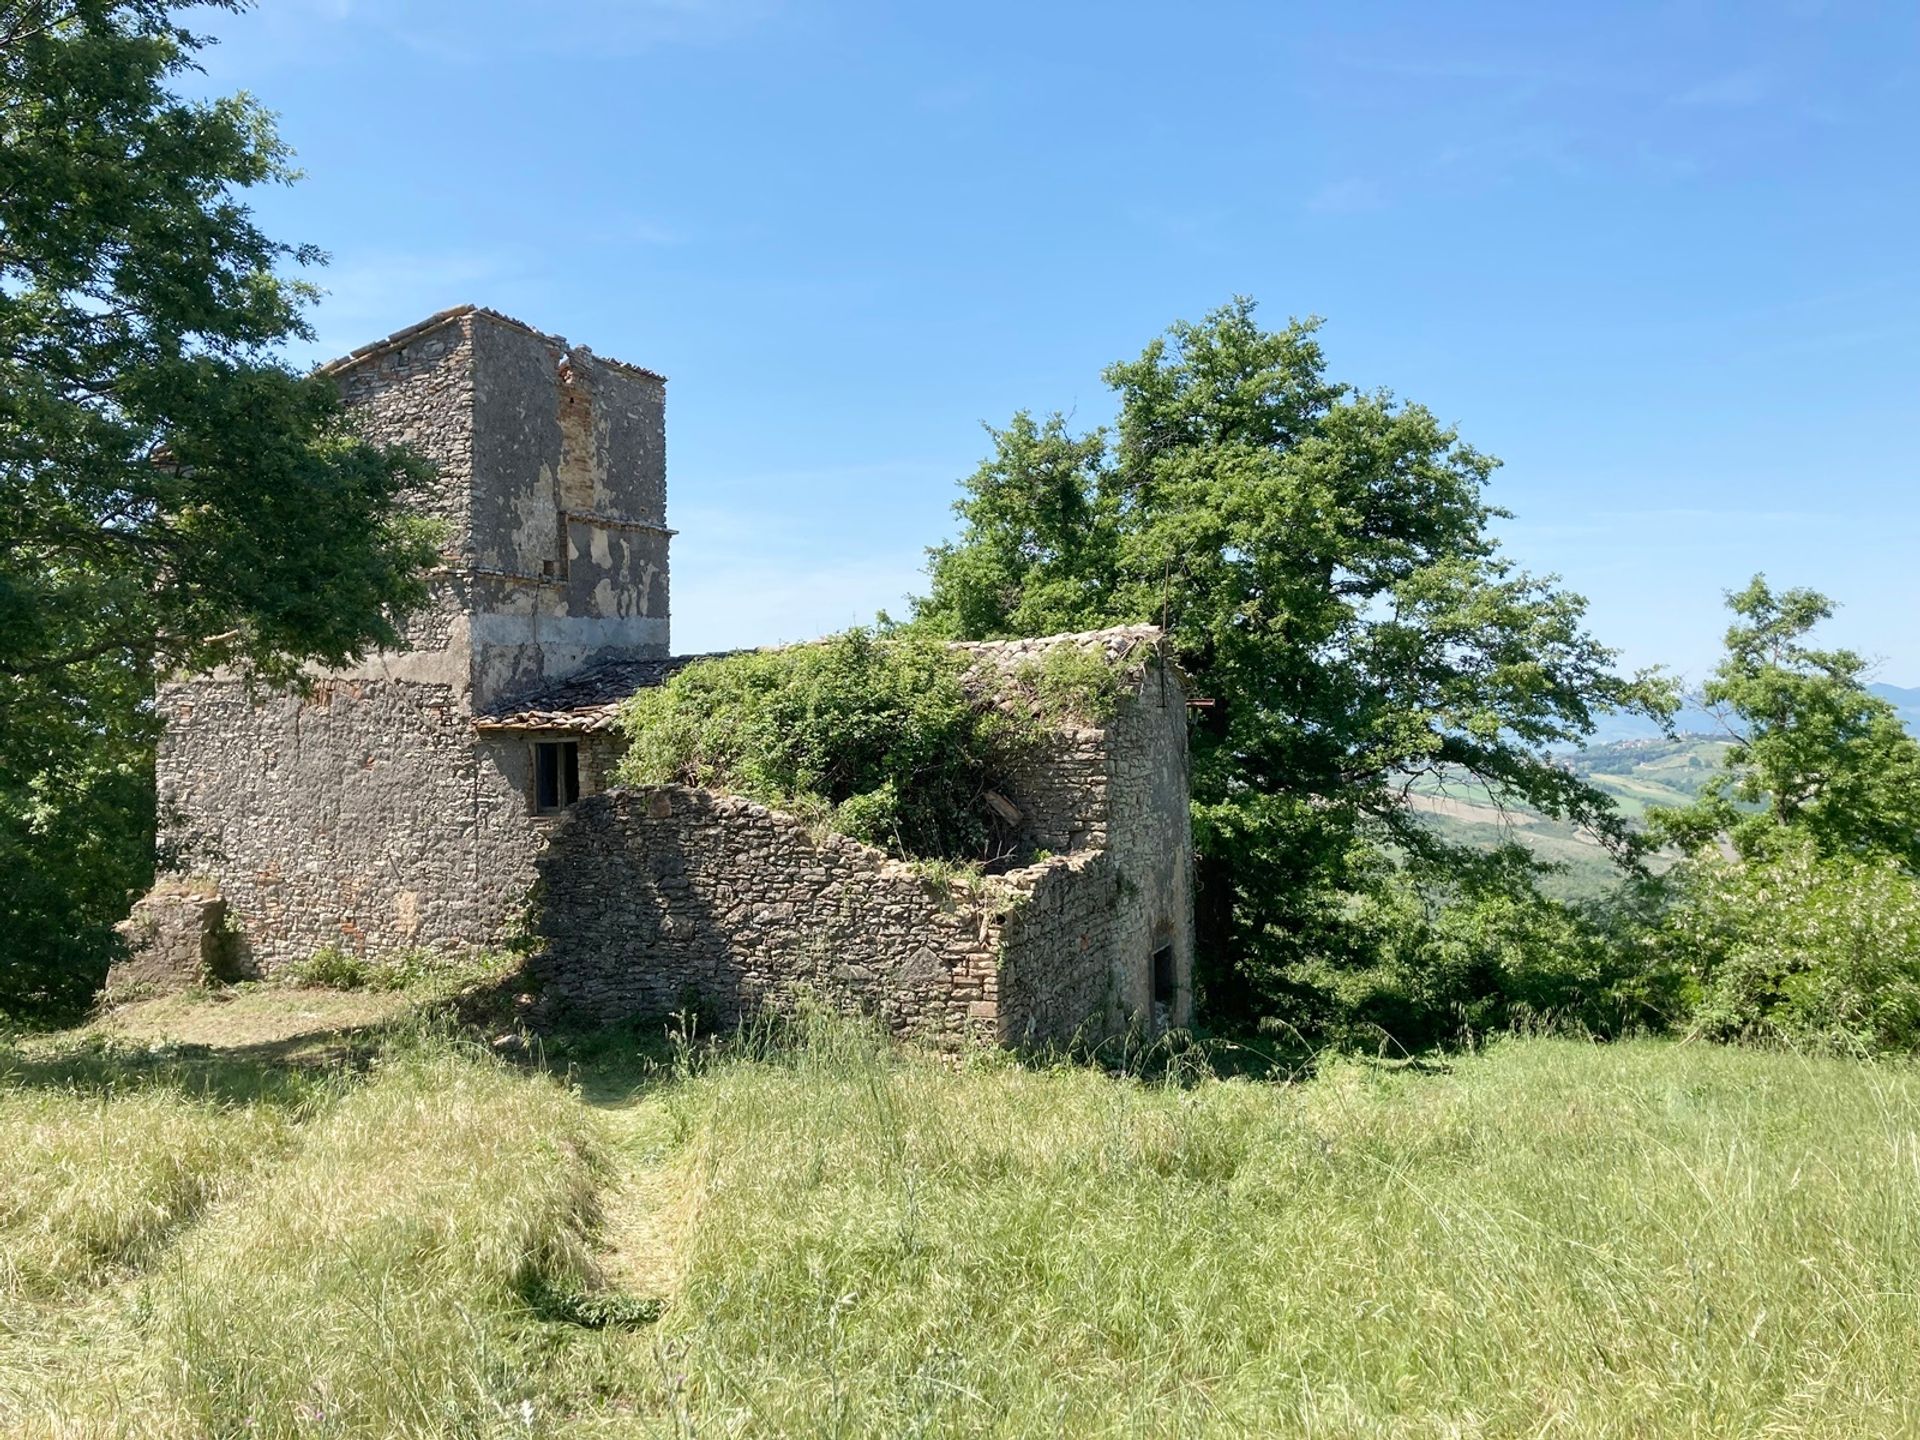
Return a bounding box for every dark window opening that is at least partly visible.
[1152,942,1176,1008]
[534,740,580,815]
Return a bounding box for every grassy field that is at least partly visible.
[4,991,1920,1437]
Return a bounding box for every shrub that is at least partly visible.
[615,629,1038,860]
[1275,865,1679,1052]
[1011,641,1129,724]
[1660,835,1920,1054]
[282,945,379,990]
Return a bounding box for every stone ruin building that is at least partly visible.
[142,305,1194,1046]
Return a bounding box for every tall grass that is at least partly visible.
[548,1023,1920,1437]
[2,1032,608,1439]
[7,1013,1920,1436]
[133,1040,605,1438]
[0,1089,288,1298]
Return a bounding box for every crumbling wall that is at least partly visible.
[468,319,670,710]
[531,653,1194,1049]
[992,664,1194,1043]
[330,315,478,653]
[153,308,674,974]
[156,319,490,971]
[1099,661,1195,1027]
[992,852,1124,1044]
[533,787,1004,1043]
[107,880,246,996]
[995,728,1110,854]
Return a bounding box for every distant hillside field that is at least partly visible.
[4,1000,1920,1436]
[1407,735,1732,896]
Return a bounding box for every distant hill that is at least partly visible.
[1581,681,1919,747]
[1406,735,1732,899]
[1411,683,1917,896]
[1870,682,1920,733]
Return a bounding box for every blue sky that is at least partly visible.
[190,0,1918,686]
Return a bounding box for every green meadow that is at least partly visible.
[3,989,1917,1438]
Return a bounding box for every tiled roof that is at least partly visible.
[317,304,667,384]
[473,653,733,733]
[951,624,1167,675]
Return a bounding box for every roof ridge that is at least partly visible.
[316,304,667,383]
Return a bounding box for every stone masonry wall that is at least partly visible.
[533,657,1194,1049]
[468,319,670,710]
[993,660,1194,1045]
[533,787,1004,1044]
[155,309,675,972]
[157,678,483,968]
[157,318,487,970]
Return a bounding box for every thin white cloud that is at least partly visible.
[1673,67,1770,108]
[1305,178,1386,215]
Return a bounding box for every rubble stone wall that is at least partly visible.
[467,319,670,710]
[533,787,1004,1043]
[156,679,483,969]
[532,664,1194,1048]
[994,662,1194,1044]
[153,309,670,972]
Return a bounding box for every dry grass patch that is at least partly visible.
[0,1089,288,1298]
[90,984,419,1055]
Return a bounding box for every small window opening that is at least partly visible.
[1151,942,1176,1008]
[533,740,580,814]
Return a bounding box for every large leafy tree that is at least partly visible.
[918,300,1673,1029]
[0,1,437,1015]
[1648,580,1920,1053]
[1653,577,1920,867]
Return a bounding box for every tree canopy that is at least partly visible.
[1652,576,1920,868]
[0,0,437,1015]
[917,299,1675,1029]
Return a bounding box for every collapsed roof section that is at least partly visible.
[470,624,1176,736]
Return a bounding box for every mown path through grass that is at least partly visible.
[7,993,1920,1437]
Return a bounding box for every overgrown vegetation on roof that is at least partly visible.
[614,629,1130,861]
[1005,640,1132,725]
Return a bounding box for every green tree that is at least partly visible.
[1651,576,1920,866]
[918,299,1673,1032]
[0,1,437,1016]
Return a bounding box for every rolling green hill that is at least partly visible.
[1406,735,1732,897]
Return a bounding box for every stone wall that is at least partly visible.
[467,317,670,710]
[154,307,671,972]
[992,657,1193,1044]
[107,879,246,996]
[532,656,1194,1048]
[533,787,1004,1044]
[157,678,476,966]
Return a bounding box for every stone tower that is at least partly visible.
[154,306,672,969]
